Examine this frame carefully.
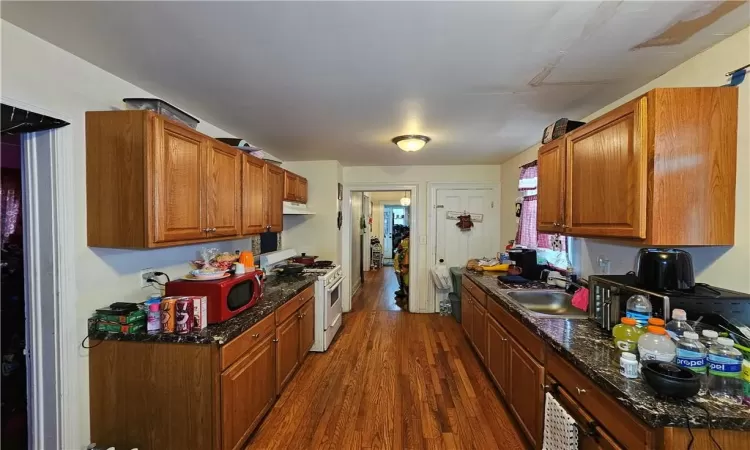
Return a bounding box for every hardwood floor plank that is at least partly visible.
[245,268,524,450]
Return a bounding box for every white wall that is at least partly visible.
[343,165,502,312]
[0,21,266,445]
[500,27,750,292]
[281,160,342,262]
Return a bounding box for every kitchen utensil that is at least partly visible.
[312,260,333,268]
[291,253,318,266]
[641,361,700,399]
[182,272,231,281]
[275,263,306,275]
[635,248,695,291]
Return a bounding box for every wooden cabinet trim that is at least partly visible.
[546,350,652,450]
[220,313,275,371]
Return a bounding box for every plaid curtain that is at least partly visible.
[515,161,567,252]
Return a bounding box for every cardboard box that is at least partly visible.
[190,296,208,330]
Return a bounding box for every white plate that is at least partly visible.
[182,272,230,281]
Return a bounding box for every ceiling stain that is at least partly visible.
[632,0,746,49]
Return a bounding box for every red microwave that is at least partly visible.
[165,272,263,324]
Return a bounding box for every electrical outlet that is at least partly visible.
[140,268,155,288]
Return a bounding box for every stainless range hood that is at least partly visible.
[283,201,315,215]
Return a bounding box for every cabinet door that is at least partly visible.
[241,155,266,235]
[471,301,487,362]
[297,177,308,204]
[221,336,276,450]
[487,316,510,398]
[298,299,315,361]
[266,164,284,232]
[206,141,241,238]
[509,339,544,447]
[565,98,647,239]
[283,171,298,202]
[461,289,473,338]
[275,313,300,395]
[152,118,206,243]
[537,139,566,233]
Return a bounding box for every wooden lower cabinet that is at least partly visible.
[508,338,544,447]
[471,301,487,362]
[461,288,473,338]
[276,313,301,394]
[299,299,315,360]
[221,335,276,450]
[486,316,510,397]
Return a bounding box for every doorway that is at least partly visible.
[343,186,418,313]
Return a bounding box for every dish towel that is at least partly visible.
[542,392,578,450]
[571,287,590,312]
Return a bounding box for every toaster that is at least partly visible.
[588,275,670,330]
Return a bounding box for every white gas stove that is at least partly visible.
[261,250,343,352]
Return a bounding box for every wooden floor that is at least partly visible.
[247,268,526,450]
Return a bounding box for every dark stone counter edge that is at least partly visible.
[464,271,750,431]
[87,278,317,346]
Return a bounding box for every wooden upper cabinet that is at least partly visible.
[537,139,566,234]
[266,164,284,232]
[241,155,267,235]
[206,141,241,238]
[565,98,648,239]
[297,177,308,204]
[152,118,207,244]
[283,170,308,204]
[221,336,276,450]
[538,87,738,245]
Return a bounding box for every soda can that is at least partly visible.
[160,297,178,334]
[175,298,194,334]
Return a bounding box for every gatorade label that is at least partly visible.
[626,310,650,327]
[708,355,742,378]
[676,349,706,374]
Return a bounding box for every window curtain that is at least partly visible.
[515,161,566,252]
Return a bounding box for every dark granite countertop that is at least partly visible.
[89,274,318,345]
[464,270,750,431]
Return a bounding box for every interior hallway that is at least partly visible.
[246,268,525,450]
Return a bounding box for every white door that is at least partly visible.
[435,188,498,286]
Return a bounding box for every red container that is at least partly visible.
[175,298,194,334]
[165,271,263,324]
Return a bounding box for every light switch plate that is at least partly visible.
[419,235,427,245]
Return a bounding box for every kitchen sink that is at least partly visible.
[504,290,588,319]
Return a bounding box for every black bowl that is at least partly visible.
[641,361,700,399]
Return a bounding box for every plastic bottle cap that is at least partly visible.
[648,318,665,326]
[621,352,637,361]
[683,331,699,340]
[647,326,667,335]
[702,330,719,338]
[621,317,637,326]
[148,303,160,312]
[671,309,687,320]
[717,337,735,346]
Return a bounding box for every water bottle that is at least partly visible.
[665,309,694,341]
[675,331,707,395]
[626,294,652,327]
[707,337,743,404]
[637,325,676,365]
[701,329,719,349]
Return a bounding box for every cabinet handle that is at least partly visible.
[576,387,587,395]
[500,337,508,342]
[252,333,260,338]
[210,227,217,232]
[272,338,279,343]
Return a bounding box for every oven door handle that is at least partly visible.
[326,276,345,293]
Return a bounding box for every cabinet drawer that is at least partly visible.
[296,286,314,309]
[275,285,314,324]
[546,350,652,450]
[221,313,275,371]
[462,277,486,307]
[487,298,544,362]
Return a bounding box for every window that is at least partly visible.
[515,161,569,270]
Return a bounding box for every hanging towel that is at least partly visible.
[542,392,578,450]
[571,287,590,312]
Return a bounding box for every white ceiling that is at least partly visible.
[2,2,748,166]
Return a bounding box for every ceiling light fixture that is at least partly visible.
[392,134,431,152]
[400,191,411,207]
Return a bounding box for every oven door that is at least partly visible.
[323,275,345,349]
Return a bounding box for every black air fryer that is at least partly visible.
[635,248,695,291]
[508,248,541,281]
